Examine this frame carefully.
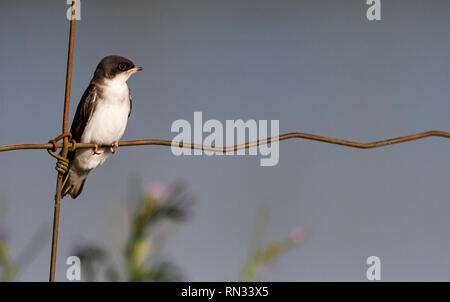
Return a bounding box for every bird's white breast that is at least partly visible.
[82,82,130,145]
[75,81,130,171]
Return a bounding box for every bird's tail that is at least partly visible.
[62,168,88,199]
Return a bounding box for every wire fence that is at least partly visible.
[0,1,449,281]
[2,130,450,154]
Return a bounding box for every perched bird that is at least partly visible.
[62,55,142,199]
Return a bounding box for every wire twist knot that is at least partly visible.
[47,133,76,175]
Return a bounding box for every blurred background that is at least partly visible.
[0,0,449,281]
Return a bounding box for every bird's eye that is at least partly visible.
[118,63,127,71]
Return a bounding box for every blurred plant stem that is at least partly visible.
[0,197,16,281]
[240,208,311,281]
[2,183,310,282]
[0,243,16,282]
[74,181,310,282]
[75,180,193,281]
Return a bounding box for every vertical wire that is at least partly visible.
[49,0,77,282]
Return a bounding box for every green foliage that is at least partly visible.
[74,181,194,281]
[0,241,16,282]
[0,199,16,281]
[0,183,309,282]
[240,208,311,281]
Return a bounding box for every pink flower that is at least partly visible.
[145,182,167,202]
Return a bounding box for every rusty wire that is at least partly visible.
[47,0,77,282]
[0,0,449,282]
[1,131,450,154]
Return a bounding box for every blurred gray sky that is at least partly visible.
[0,0,449,281]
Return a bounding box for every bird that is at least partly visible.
[62,55,142,199]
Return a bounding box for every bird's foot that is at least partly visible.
[110,141,119,154]
[93,144,101,155]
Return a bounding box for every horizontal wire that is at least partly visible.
[0,130,449,153]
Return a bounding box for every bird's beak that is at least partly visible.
[127,66,143,73]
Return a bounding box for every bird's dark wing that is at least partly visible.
[128,88,132,117]
[67,84,97,161]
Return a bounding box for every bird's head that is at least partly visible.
[93,55,142,84]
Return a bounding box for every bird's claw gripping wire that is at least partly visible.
[93,144,101,155]
[47,132,77,174]
[110,141,119,154]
